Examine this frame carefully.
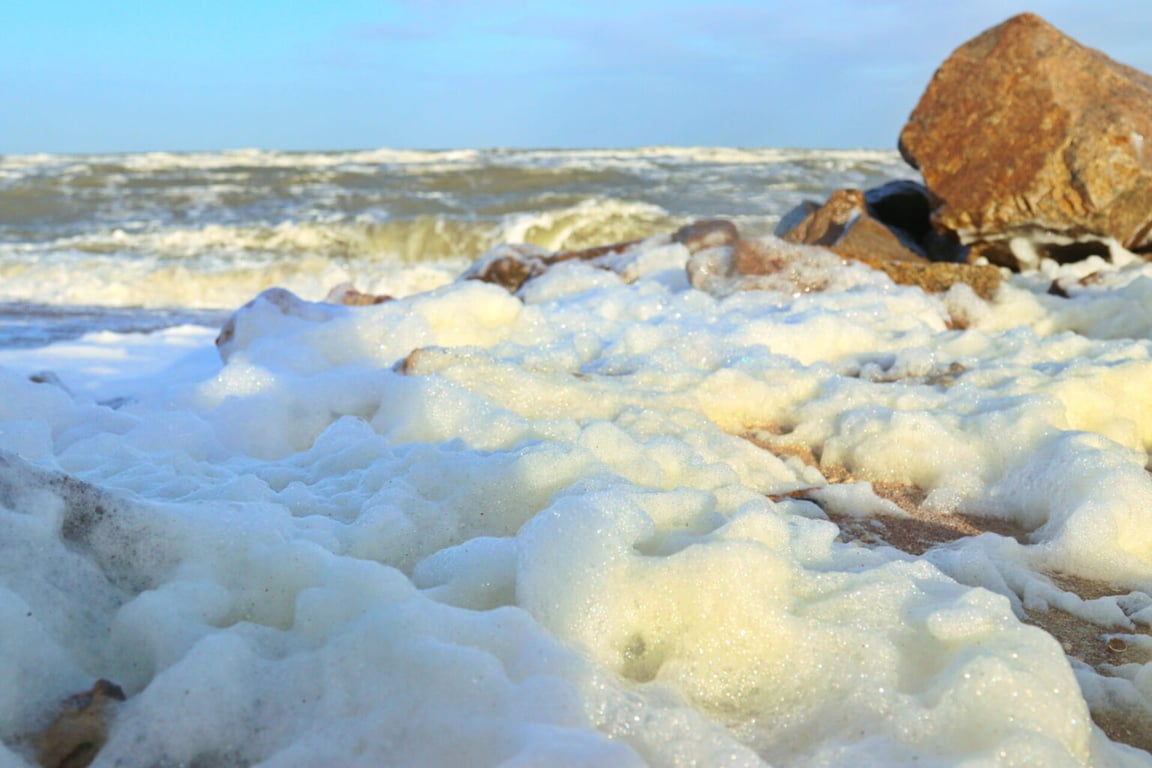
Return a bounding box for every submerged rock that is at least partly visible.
[900,12,1152,268]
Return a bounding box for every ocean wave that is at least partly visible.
[11,197,677,259]
[0,146,908,181]
[0,198,686,308]
[0,147,918,311]
[0,250,464,309]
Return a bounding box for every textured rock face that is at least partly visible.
[900,13,1152,264]
[688,234,1002,301]
[779,188,927,263]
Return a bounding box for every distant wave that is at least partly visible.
[0,199,686,308]
[0,147,917,309]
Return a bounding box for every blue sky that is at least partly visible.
[3,1,1151,154]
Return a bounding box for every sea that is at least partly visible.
[0,147,913,347]
[2,147,1152,767]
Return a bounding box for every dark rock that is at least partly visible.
[778,182,968,264]
[462,247,545,293]
[864,180,933,243]
[900,13,1152,267]
[778,188,927,263]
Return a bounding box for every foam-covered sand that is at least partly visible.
[3,236,1152,766]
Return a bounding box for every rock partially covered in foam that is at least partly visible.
[459,217,1001,302]
[216,287,342,361]
[900,13,1152,268]
[460,222,738,294]
[324,282,392,306]
[703,219,1002,300]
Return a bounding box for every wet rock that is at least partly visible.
[778,182,972,264]
[460,242,627,293]
[870,259,1002,301]
[552,237,648,263]
[324,282,392,306]
[687,236,845,297]
[864,180,933,243]
[458,243,552,293]
[779,188,927,263]
[774,201,820,240]
[689,235,1001,300]
[867,180,970,263]
[900,12,1152,268]
[770,188,1000,298]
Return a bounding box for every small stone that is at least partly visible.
[324,282,392,306]
[37,680,125,768]
[672,219,740,253]
[461,244,552,293]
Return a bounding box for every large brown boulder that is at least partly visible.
[900,13,1152,268]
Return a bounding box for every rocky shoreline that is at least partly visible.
[203,11,1152,764]
[450,13,1152,313]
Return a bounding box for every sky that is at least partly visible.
[3,1,1151,154]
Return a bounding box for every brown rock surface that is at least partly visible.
[36,679,125,768]
[780,188,927,263]
[463,245,549,292]
[769,193,1003,299]
[689,235,1001,301]
[900,13,1152,264]
[870,259,1001,301]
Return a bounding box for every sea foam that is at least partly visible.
[3,233,1152,765]
[3,147,1152,766]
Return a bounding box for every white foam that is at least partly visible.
[4,207,1152,766]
